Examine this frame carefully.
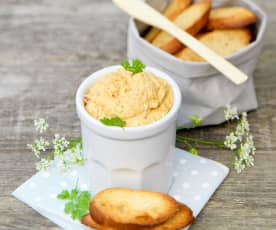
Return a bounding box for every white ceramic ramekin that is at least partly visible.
[76,66,182,193]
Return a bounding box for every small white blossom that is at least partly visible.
[233,132,256,173]
[240,113,250,133]
[246,135,256,155]
[28,137,50,158]
[27,143,41,158]
[224,105,239,121]
[56,159,68,172]
[29,118,85,172]
[34,137,50,152]
[235,123,245,141]
[67,143,85,164]
[224,132,238,150]
[242,112,247,118]
[239,143,251,160]
[36,158,52,171]
[53,134,69,157]
[245,155,255,167]
[34,118,49,133]
[233,157,245,174]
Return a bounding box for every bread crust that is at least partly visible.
[90,188,179,226]
[82,213,144,230]
[151,0,211,54]
[82,203,194,230]
[206,6,258,31]
[82,214,105,230]
[145,203,194,230]
[144,0,192,42]
[176,28,252,62]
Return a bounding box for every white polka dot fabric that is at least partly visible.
[12,148,229,230]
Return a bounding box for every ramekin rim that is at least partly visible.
[76,65,182,135]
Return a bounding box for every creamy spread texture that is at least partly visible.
[84,69,173,127]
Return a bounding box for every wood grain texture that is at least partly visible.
[0,0,275,229]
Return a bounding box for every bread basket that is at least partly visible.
[128,0,267,127]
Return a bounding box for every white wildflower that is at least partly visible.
[246,135,256,155]
[34,118,49,133]
[67,143,85,164]
[56,159,68,172]
[224,132,238,150]
[240,113,250,133]
[233,133,256,173]
[27,143,41,158]
[28,137,50,158]
[245,155,255,167]
[242,112,247,118]
[34,137,50,152]
[224,105,239,121]
[234,111,250,141]
[235,123,246,141]
[36,158,52,171]
[53,134,69,157]
[233,157,245,174]
[239,143,251,160]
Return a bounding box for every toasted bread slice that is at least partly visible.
[206,6,258,31]
[146,203,194,230]
[176,28,252,62]
[82,214,108,230]
[82,203,194,230]
[151,0,211,54]
[144,0,192,42]
[82,214,143,230]
[90,188,179,226]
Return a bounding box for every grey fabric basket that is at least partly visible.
[127,0,267,127]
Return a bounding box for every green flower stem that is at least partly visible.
[176,135,226,148]
[176,126,190,131]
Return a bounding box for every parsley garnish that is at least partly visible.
[121,59,145,73]
[100,116,126,128]
[57,185,91,221]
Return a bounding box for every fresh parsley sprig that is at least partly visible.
[57,185,91,221]
[100,116,126,128]
[121,59,145,73]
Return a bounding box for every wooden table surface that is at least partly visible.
[0,0,275,229]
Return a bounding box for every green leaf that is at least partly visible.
[189,115,203,128]
[58,186,91,222]
[69,188,79,200]
[76,207,89,221]
[71,208,79,220]
[121,59,145,73]
[68,138,82,150]
[57,190,70,200]
[64,201,75,214]
[189,147,199,155]
[100,116,126,128]
[77,192,90,209]
[177,115,203,131]
[78,191,90,201]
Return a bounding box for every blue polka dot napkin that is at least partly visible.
[12,148,229,229]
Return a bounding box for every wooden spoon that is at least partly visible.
[112,0,248,85]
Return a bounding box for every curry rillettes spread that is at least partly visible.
[84,68,173,127]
